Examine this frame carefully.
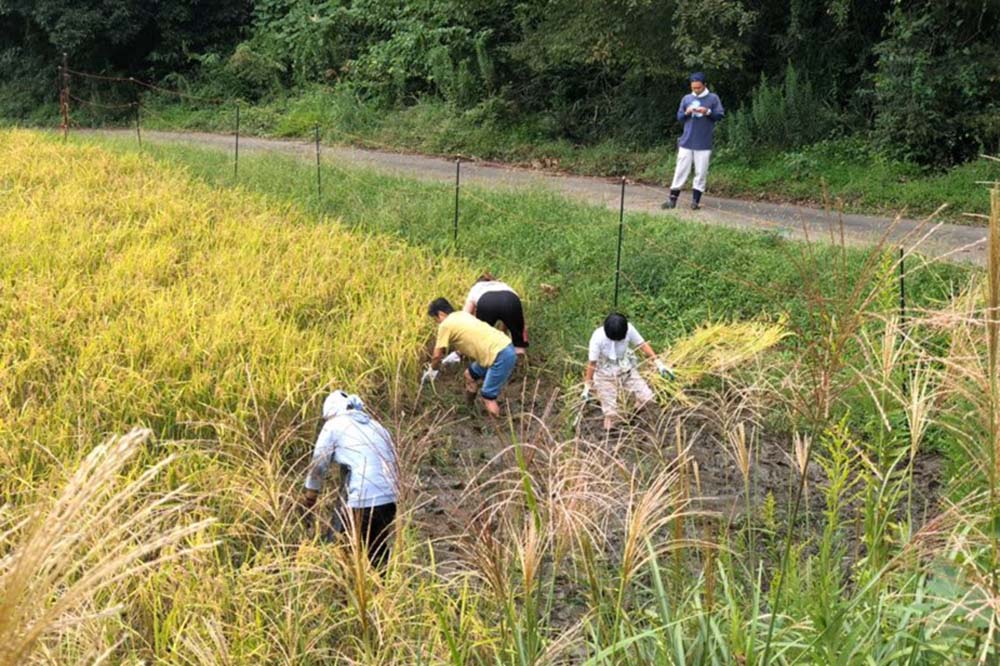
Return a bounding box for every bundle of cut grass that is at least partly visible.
[649,317,790,404]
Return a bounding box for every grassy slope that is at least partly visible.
[132,87,1000,223]
[78,133,970,375]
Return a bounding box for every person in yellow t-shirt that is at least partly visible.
[422,297,517,417]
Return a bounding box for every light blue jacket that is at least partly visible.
[304,395,397,509]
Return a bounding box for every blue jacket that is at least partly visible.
[676,91,724,151]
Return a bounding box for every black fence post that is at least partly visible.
[134,102,142,148]
[899,245,908,396]
[899,246,906,330]
[314,124,322,202]
[453,159,461,247]
[234,102,240,181]
[60,52,70,142]
[614,177,626,308]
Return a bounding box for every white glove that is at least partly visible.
[655,359,675,380]
[441,351,462,367]
[421,366,439,385]
[580,385,591,402]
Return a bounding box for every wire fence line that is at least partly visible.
[55,63,920,325]
[65,68,226,104]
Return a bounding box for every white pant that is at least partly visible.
[670,148,711,192]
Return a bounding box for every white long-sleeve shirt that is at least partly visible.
[304,411,398,509]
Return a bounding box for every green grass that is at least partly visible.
[125,86,1000,224]
[76,132,971,375]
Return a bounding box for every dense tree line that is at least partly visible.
[2,0,997,166]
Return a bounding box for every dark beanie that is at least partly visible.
[690,72,706,83]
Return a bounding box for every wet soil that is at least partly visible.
[410,363,946,574]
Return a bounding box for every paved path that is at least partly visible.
[88,129,988,266]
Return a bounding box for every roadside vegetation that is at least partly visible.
[126,88,998,223]
[4,2,998,221]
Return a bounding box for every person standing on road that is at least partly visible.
[463,273,529,357]
[662,72,724,211]
[300,390,398,571]
[423,297,517,418]
[581,313,674,431]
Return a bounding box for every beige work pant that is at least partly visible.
[593,367,654,418]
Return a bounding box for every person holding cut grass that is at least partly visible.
[300,390,398,570]
[662,72,724,211]
[424,297,517,417]
[463,272,529,356]
[582,313,674,431]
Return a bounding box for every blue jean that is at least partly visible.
[468,344,516,400]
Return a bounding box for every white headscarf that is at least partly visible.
[322,390,366,420]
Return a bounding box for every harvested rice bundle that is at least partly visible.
[648,317,790,404]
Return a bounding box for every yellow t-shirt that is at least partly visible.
[435,311,511,366]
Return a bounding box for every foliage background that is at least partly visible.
[2,0,999,168]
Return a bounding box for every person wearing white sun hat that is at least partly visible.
[300,390,398,569]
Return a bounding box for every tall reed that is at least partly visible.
[0,429,213,666]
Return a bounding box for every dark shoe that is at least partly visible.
[660,199,677,210]
[690,202,701,210]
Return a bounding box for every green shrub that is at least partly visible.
[872,3,1000,168]
[224,42,285,97]
[0,49,59,123]
[720,64,840,155]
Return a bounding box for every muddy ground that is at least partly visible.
[411,362,945,574]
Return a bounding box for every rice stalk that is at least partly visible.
[650,317,789,405]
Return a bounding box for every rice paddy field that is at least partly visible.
[2,129,999,664]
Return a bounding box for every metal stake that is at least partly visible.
[315,124,322,201]
[614,177,626,307]
[134,102,142,147]
[900,246,908,396]
[453,159,461,247]
[60,52,70,141]
[234,102,240,181]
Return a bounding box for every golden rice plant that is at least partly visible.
[0,128,472,492]
[0,129,477,663]
[649,317,790,404]
[4,129,998,664]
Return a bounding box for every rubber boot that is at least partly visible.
[661,189,680,210]
[691,189,703,210]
